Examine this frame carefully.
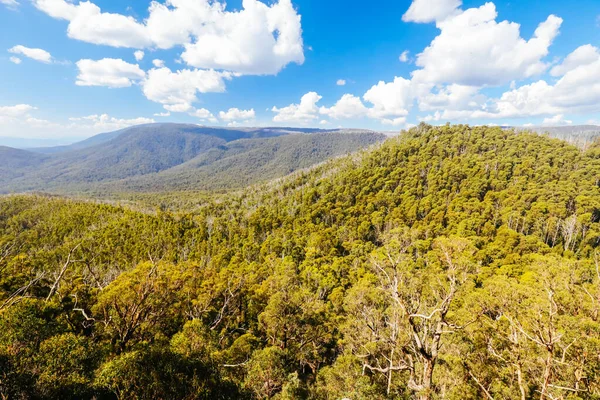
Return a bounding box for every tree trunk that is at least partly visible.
[418,359,435,400]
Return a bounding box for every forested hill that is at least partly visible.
[1,124,600,399]
[0,124,385,194]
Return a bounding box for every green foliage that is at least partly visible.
[1,124,599,399]
[34,333,101,399]
[95,346,239,400]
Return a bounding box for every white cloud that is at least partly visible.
[0,0,19,9]
[402,0,461,24]
[8,45,53,63]
[0,104,36,118]
[363,77,413,119]
[381,117,407,126]
[219,108,255,122]
[175,0,304,75]
[9,56,21,64]
[142,67,233,111]
[272,92,322,123]
[134,50,144,61]
[542,114,572,126]
[422,46,600,122]
[164,104,193,113]
[411,3,562,86]
[153,111,170,117]
[67,114,154,131]
[75,58,146,88]
[0,105,154,139]
[32,0,151,48]
[319,120,328,125]
[399,50,410,63]
[320,94,368,119]
[191,108,217,123]
[336,79,346,86]
[550,44,599,76]
[479,45,600,119]
[152,59,165,68]
[33,0,304,75]
[418,84,484,112]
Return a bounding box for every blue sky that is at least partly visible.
[0,0,599,144]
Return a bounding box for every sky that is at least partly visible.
[0,0,599,144]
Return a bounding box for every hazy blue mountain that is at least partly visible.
[514,125,600,145]
[0,146,49,184]
[0,137,78,149]
[0,123,386,194]
[98,130,386,192]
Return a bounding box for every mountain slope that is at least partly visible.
[0,146,49,183]
[0,124,386,194]
[100,131,386,192]
[3,126,228,191]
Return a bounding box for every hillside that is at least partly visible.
[98,131,385,192]
[0,124,385,194]
[0,146,49,183]
[1,124,600,399]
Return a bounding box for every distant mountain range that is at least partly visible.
[0,123,386,194]
[2,123,597,195]
[513,125,600,144]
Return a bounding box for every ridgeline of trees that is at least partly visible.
[1,124,600,399]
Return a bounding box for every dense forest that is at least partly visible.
[1,124,600,399]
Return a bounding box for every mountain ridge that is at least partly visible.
[0,123,387,194]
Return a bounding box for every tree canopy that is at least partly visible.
[1,124,599,399]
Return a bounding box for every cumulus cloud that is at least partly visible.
[134,50,144,61]
[542,114,572,126]
[142,67,233,111]
[0,105,154,138]
[320,94,368,120]
[399,50,410,63]
[272,89,411,126]
[550,44,599,76]
[68,114,154,130]
[153,111,170,117]
[76,58,146,88]
[33,0,304,75]
[191,108,218,123]
[363,77,413,119]
[8,45,53,63]
[0,104,36,118]
[336,79,346,86]
[381,117,407,126]
[0,0,19,9]
[421,45,600,123]
[418,84,484,112]
[164,104,193,113]
[9,56,21,64]
[410,3,562,86]
[32,0,151,48]
[152,59,165,68]
[358,0,569,126]
[219,108,255,123]
[402,0,461,24]
[474,45,600,119]
[272,92,322,123]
